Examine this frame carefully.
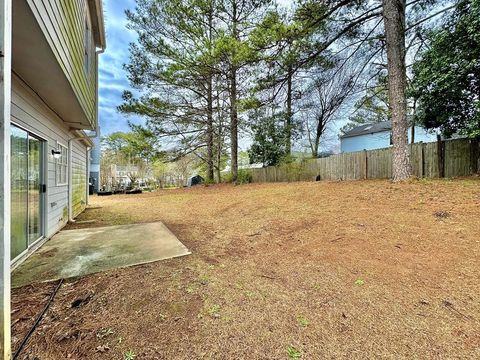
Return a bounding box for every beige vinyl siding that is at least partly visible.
[26,0,96,128]
[71,141,87,217]
[11,76,89,237]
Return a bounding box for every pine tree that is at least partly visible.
[120,0,220,181]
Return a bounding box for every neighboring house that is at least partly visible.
[340,121,438,153]
[111,164,139,187]
[8,0,105,267]
[107,164,153,188]
[89,128,101,193]
[239,163,263,170]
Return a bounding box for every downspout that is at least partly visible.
[68,139,72,222]
[85,48,104,139]
[86,146,91,205]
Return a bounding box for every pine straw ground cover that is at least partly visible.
[11,178,480,359]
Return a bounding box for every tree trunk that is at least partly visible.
[410,98,416,144]
[216,150,222,182]
[229,67,238,182]
[206,75,214,182]
[216,125,223,183]
[383,0,411,181]
[312,117,325,158]
[205,7,214,182]
[229,2,239,182]
[216,84,223,182]
[312,142,319,158]
[285,65,293,155]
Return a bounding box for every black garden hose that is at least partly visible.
[13,278,64,359]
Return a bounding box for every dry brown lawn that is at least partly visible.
[11,178,480,359]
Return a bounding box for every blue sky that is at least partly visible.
[98,0,295,137]
[99,0,141,135]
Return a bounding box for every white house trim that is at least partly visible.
[0,0,12,357]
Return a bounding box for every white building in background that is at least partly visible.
[112,164,139,187]
[106,164,155,189]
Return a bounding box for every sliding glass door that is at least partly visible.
[11,125,44,260]
[11,126,28,259]
[28,136,42,244]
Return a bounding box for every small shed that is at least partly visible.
[187,175,204,187]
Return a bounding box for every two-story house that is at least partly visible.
[340,121,438,153]
[1,1,105,356]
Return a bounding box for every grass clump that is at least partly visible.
[224,169,252,184]
[124,350,136,360]
[287,345,301,359]
[296,314,310,327]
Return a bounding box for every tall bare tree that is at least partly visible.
[301,62,362,157]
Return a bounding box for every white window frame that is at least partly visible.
[56,143,68,186]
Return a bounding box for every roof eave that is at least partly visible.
[73,130,95,147]
[340,130,389,139]
[88,0,106,50]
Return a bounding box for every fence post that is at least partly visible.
[471,139,479,174]
[437,135,445,178]
[419,142,424,178]
[362,150,368,179]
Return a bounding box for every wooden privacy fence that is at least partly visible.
[247,138,480,183]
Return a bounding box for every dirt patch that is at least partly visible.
[11,178,480,359]
[38,248,58,258]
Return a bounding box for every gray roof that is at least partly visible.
[341,121,392,138]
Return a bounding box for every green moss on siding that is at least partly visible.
[62,206,68,223]
[73,171,86,217]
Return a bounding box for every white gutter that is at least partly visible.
[86,147,91,205]
[77,45,104,212]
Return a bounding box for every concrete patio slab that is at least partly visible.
[12,222,190,288]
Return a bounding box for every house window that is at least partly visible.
[56,144,68,185]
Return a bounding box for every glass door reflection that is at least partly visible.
[11,125,45,260]
[28,135,43,245]
[11,126,29,259]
